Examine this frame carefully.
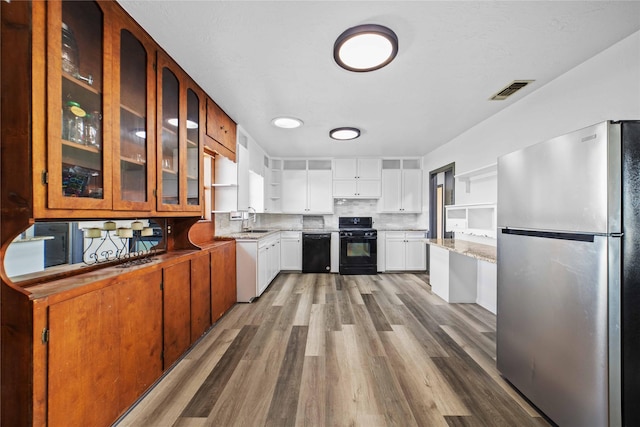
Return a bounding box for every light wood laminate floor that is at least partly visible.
[117,273,550,427]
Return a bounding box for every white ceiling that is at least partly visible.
[117,1,640,158]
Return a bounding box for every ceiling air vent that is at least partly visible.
[489,80,534,101]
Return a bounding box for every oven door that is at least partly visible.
[339,234,377,274]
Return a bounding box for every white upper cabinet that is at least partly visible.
[333,158,381,198]
[379,159,422,213]
[281,160,307,212]
[281,159,333,214]
[236,142,250,211]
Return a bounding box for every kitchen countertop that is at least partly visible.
[216,230,280,240]
[216,228,428,241]
[218,228,429,240]
[216,228,340,240]
[427,238,497,264]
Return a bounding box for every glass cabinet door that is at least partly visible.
[157,53,203,212]
[112,21,155,211]
[48,0,111,210]
[158,66,180,209]
[186,89,201,207]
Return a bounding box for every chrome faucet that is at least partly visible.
[242,206,257,231]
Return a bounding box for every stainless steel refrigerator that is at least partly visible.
[497,121,640,427]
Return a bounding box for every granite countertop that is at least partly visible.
[218,228,429,240]
[427,238,497,264]
[216,228,340,240]
[216,230,281,240]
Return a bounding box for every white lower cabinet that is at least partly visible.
[430,244,477,302]
[429,244,497,314]
[377,231,386,272]
[266,237,280,291]
[331,232,339,273]
[385,231,427,271]
[280,231,301,271]
[237,233,281,302]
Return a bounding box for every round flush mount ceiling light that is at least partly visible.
[272,117,303,129]
[330,127,361,140]
[334,24,398,72]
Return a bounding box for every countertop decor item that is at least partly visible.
[82,221,158,266]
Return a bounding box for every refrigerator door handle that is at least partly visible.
[608,235,622,427]
[500,228,596,242]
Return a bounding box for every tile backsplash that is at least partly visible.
[215,199,428,235]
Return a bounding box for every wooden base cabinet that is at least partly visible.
[211,240,237,322]
[191,251,212,342]
[1,241,237,427]
[162,259,192,368]
[47,270,163,427]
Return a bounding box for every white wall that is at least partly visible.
[422,30,640,214]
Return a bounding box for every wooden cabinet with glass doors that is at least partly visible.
[45,0,158,214]
[156,52,203,213]
[47,0,111,210]
[41,0,202,217]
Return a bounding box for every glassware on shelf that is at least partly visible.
[63,101,87,143]
[61,22,93,85]
[61,22,79,76]
[84,111,101,148]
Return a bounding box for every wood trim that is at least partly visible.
[189,219,215,247]
[32,300,49,427]
[204,135,236,162]
[1,0,34,245]
[30,0,47,220]
[1,282,35,427]
[167,217,201,251]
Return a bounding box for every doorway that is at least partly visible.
[436,185,444,239]
[429,163,455,239]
